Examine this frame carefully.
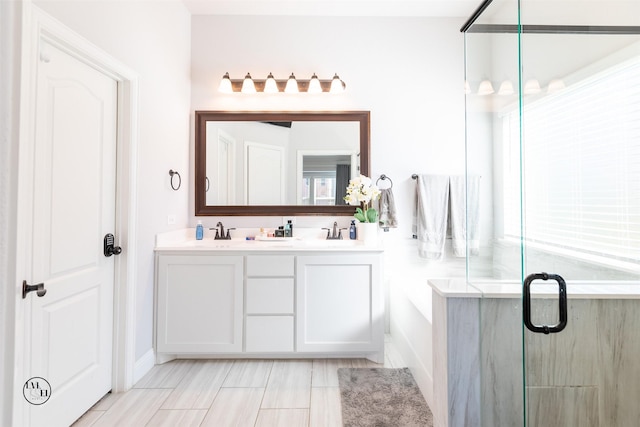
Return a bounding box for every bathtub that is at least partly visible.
[389,276,437,412]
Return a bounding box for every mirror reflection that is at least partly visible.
[195,111,370,216]
[205,121,359,206]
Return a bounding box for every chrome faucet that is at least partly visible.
[323,221,345,240]
[211,221,235,240]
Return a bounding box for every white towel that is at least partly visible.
[376,188,398,229]
[414,175,450,260]
[450,175,480,257]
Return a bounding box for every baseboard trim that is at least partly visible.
[133,349,155,385]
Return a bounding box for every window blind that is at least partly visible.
[503,57,640,263]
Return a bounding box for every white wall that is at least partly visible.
[0,1,24,424]
[190,14,467,256]
[33,0,192,361]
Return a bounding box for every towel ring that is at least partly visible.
[169,169,181,191]
[376,174,393,189]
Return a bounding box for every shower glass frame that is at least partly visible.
[462,0,640,425]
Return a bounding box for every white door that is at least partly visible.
[26,39,118,427]
[205,126,236,205]
[217,130,236,205]
[244,141,285,204]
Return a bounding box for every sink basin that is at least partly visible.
[162,237,372,251]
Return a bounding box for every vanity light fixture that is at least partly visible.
[217,72,347,93]
[547,78,566,94]
[264,72,278,93]
[285,73,299,93]
[524,78,542,95]
[241,73,256,93]
[498,80,515,96]
[467,78,566,97]
[218,72,233,93]
[477,79,495,95]
[308,73,322,94]
[330,73,346,93]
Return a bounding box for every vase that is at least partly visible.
[356,222,379,244]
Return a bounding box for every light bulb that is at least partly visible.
[330,73,345,94]
[241,73,256,93]
[218,72,232,93]
[547,79,566,94]
[477,80,495,96]
[285,73,299,93]
[308,73,322,94]
[498,80,514,96]
[464,80,471,94]
[264,72,278,93]
[524,79,541,95]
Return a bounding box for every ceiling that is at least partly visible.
[181,0,481,17]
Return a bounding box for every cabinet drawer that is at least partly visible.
[246,255,294,277]
[246,278,294,314]
[246,316,294,352]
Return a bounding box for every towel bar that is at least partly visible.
[411,174,481,180]
[376,174,393,188]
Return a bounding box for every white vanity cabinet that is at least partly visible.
[155,255,243,353]
[296,254,383,354]
[154,236,384,363]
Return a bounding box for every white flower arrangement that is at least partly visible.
[344,174,381,223]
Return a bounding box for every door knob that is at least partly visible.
[103,233,122,257]
[22,280,46,299]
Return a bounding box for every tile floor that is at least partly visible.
[73,338,406,427]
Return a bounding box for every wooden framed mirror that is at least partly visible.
[195,111,370,216]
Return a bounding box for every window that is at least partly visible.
[503,57,640,263]
[302,173,336,205]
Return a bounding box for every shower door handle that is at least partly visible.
[523,272,567,334]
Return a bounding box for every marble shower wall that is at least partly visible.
[483,297,640,427]
[432,294,481,427]
[436,294,640,427]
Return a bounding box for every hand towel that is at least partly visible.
[414,175,450,260]
[376,188,398,229]
[450,175,481,257]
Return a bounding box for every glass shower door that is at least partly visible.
[463,1,640,426]
[518,2,640,425]
[462,2,526,424]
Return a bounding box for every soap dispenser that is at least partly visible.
[196,221,204,240]
[349,220,357,240]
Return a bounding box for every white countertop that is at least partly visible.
[155,228,384,252]
[426,279,483,298]
[428,279,640,299]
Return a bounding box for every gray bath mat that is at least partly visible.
[337,367,434,427]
